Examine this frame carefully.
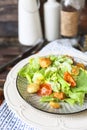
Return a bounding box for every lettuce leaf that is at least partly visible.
[72,69,87,93]
[68,91,85,105]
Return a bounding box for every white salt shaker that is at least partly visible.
[18,0,43,46]
[44,0,61,42]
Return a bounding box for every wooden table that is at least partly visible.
[0,37,29,105]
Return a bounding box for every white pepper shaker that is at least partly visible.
[44,0,61,42]
[18,0,43,46]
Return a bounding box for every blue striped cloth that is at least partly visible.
[0,101,39,130]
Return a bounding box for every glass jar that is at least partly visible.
[60,0,83,38]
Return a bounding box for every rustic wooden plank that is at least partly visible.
[0,37,19,46]
[0,89,4,105]
[0,5,18,21]
[0,22,18,37]
[0,0,18,5]
[0,5,18,15]
[0,14,17,22]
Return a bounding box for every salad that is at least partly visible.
[18,55,87,109]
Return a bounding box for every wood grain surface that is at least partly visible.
[0,0,18,36]
[0,36,22,105]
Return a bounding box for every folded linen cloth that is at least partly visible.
[39,39,87,60]
[0,38,87,130]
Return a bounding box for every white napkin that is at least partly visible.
[40,39,87,61]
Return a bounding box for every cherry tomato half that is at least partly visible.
[64,72,76,87]
[37,83,52,96]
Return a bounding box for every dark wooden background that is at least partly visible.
[0,0,18,37]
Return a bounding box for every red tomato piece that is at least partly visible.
[37,83,52,96]
[64,72,76,87]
